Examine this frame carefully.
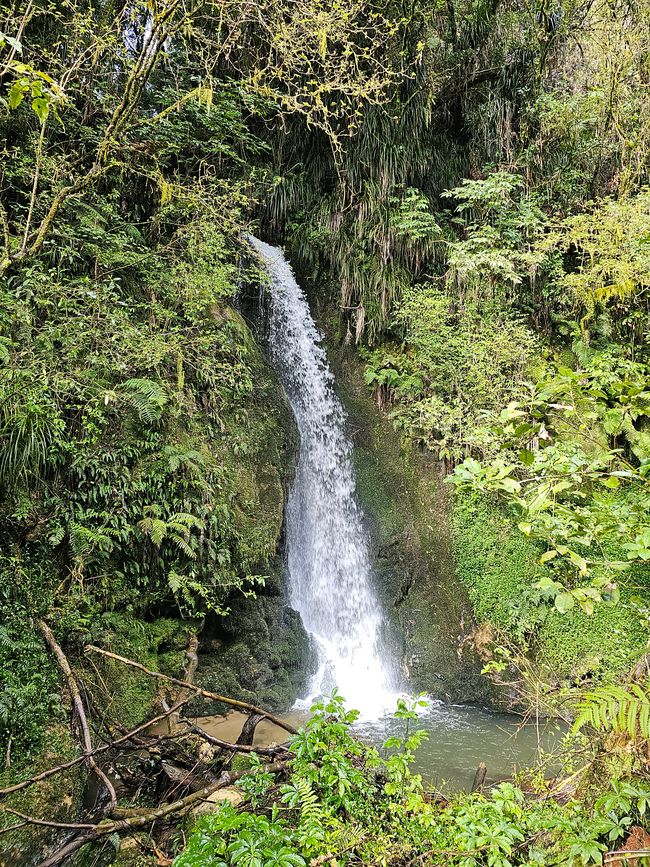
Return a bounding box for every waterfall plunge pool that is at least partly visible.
[192,703,561,793]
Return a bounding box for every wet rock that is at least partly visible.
[193,786,244,816]
[189,594,313,714]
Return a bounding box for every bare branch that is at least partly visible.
[38,621,117,812]
[85,644,298,734]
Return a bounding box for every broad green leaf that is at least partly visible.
[555,592,575,613]
[540,549,558,563]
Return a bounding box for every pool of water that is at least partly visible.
[194,701,562,792]
[357,701,561,791]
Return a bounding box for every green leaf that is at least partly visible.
[31,96,49,123]
[8,81,25,109]
[568,550,588,575]
[518,447,535,466]
[540,549,558,563]
[555,592,575,613]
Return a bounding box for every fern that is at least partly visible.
[281,779,326,854]
[574,683,650,739]
[121,378,168,423]
[68,522,115,559]
[139,505,201,560]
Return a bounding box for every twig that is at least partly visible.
[85,644,297,734]
[605,852,650,864]
[0,821,27,837]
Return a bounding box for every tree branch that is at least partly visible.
[36,760,287,867]
[180,717,289,757]
[38,621,117,812]
[0,699,189,800]
[85,644,298,734]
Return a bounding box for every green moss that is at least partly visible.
[220,319,296,580]
[537,594,647,684]
[0,725,85,864]
[451,491,542,630]
[451,489,648,684]
[84,613,194,728]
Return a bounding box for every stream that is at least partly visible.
[239,236,557,790]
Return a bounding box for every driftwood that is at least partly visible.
[38,621,117,813]
[471,762,487,794]
[85,644,298,733]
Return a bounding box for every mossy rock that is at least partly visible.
[190,597,312,714]
[451,491,542,631]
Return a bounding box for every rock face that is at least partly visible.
[191,595,313,714]
[189,312,313,714]
[327,341,492,705]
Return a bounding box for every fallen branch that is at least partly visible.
[0,821,27,837]
[38,622,116,812]
[1,809,97,831]
[237,712,264,746]
[181,717,289,757]
[0,700,188,800]
[36,760,287,867]
[85,644,297,734]
[169,634,199,734]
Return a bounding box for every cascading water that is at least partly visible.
[248,236,396,719]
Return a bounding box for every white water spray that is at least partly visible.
[248,236,396,719]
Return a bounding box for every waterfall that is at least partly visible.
[247,236,396,719]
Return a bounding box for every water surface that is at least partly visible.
[195,705,559,792]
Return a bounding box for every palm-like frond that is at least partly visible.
[573,683,650,740]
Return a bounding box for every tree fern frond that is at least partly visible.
[121,378,168,423]
[574,684,650,740]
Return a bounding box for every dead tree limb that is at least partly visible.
[180,718,288,757]
[1,809,97,831]
[169,634,199,734]
[38,622,117,812]
[36,760,287,867]
[471,762,487,794]
[0,821,28,837]
[0,700,187,800]
[85,644,297,734]
[237,713,265,746]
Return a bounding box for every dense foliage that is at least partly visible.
[175,694,650,866]
[2,0,650,862]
